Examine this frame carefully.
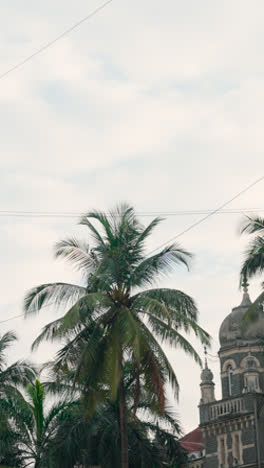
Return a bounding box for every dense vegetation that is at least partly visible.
[0,204,210,467]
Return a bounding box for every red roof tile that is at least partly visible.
[180,427,204,453]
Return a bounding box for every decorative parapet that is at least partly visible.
[200,395,250,424]
[209,397,244,420]
[200,392,264,425]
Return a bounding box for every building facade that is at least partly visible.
[183,280,264,468]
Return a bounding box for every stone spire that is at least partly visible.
[200,347,215,405]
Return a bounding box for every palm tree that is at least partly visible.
[240,215,264,310]
[0,331,34,398]
[0,414,23,467]
[0,331,35,468]
[46,376,187,468]
[52,401,186,468]
[24,203,209,468]
[1,379,76,468]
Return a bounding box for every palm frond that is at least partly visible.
[54,237,97,274]
[135,217,162,248]
[79,215,106,246]
[240,215,264,235]
[241,289,264,327]
[146,313,203,366]
[0,332,17,369]
[134,287,198,320]
[0,361,36,388]
[134,318,180,399]
[130,244,192,288]
[24,282,86,316]
[240,236,264,282]
[82,209,115,244]
[31,318,66,351]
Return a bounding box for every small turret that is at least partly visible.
[200,347,215,404]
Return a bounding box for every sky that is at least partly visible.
[1,0,264,434]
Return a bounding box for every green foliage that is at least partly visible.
[21,204,209,468]
[22,203,209,467]
[45,389,187,468]
[26,203,209,405]
[239,215,264,322]
[240,215,264,282]
[0,333,35,467]
[1,379,76,468]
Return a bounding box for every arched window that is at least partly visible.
[228,365,233,396]
[246,358,257,369]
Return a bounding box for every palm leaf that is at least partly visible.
[130,244,192,288]
[240,236,264,281]
[54,237,97,274]
[24,282,86,316]
[146,313,203,366]
[240,215,264,235]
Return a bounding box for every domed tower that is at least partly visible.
[219,278,264,398]
[199,279,264,468]
[200,348,215,404]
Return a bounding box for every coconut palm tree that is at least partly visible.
[50,400,187,468]
[24,203,209,468]
[0,331,35,467]
[1,379,76,468]
[45,370,187,468]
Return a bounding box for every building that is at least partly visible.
[182,279,264,468]
[181,427,205,468]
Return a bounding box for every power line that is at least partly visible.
[1,179,263,324]
[0,313,24,324]
[0,301,58,325]
[0,0,113,81]
[0,207,263,218]
[149,175,264,255]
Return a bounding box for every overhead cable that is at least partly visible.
[0,0,113,81]
[0,207,263,218]
[0,301,57,324]
[149,175,264,255]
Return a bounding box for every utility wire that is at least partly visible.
[149,175,264,255]
[0,0,113,81]
[1,178,264,324]
[0,301,58,324]
[0,207,263,218]
[0,313,24,324]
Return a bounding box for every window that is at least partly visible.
[218,435,227,468]
[232,432,241,465]
[233,434,240,463]
[246,358,257,369]
[228,365,233,396]
[220,438,225,466]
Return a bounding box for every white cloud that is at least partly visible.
[1,0,264,434]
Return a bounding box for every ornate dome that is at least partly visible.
[219,282,264,349]
[201,365,214,383]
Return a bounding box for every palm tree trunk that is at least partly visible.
[119,376,129,468]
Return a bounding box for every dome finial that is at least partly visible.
[204,346,208,369]
[240,273,252,306]
[242,272,249,294]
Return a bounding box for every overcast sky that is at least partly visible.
[1,0,264,434]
